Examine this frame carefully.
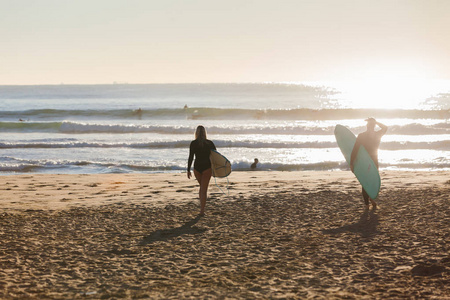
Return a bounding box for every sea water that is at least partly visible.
[0,83,448,174]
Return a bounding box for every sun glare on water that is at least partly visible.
[328,78,449,110]
[308,62,450,110]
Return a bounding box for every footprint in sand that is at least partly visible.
[86,183,99,187]
[36,184,55,188]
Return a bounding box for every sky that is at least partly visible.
[1,0,450,85]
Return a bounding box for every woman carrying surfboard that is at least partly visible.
[187,125,216,216]
[350,118,388,209]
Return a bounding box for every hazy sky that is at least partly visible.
[1,0,450,84]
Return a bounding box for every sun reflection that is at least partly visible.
[305,78,450,110]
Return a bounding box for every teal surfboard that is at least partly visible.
[334,125,381,199]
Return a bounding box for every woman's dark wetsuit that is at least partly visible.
[188,139,216,174]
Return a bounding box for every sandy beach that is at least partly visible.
[0,171,449,299]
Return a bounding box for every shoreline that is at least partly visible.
[1,171,449,298]
[0,170,448,212]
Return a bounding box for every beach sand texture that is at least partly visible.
[0,171,449,299]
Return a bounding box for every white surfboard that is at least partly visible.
[210,150,231,178]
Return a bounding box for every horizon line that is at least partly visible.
[2,78,450,87]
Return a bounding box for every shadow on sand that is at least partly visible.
[140,215,206,245]
[322,208,379,238]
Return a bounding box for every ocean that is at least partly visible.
[0,83,449,174]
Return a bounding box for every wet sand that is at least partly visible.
[0,171,449,299]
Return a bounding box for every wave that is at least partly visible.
[0,121,448,135]
[389,123,450,135]
[1,158,448,173]
[0,109,184,120]
[1,107,448,121]
[0,140,448,150]
[232,161,346,171]
[0,157,179,173]
[236,161,450,171]
[0,121,62,132]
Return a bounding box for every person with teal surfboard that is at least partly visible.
[350,118,388,209]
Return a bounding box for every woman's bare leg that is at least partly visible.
[194,168,212,215]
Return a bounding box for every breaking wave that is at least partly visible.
[1,107,448,121]
[1,158,448,173]
[0,140,448,150]
[0,121,448,135]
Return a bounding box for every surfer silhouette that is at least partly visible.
[135,108,143,119]
[251,158,259,170]
[350,118,388,209]
[187,125,216,216]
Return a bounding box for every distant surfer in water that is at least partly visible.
[187,125,216,216]
[350,118,388,209]
[135,108,143,120]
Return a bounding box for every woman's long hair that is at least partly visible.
[195,125,207,146]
